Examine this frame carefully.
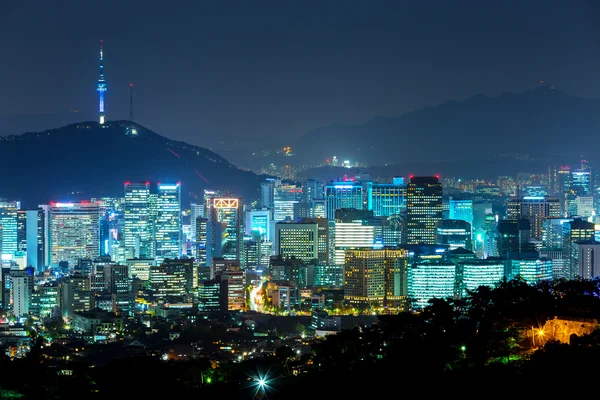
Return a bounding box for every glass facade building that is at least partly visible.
[49,202,99,268]
[407,176,443,245]
[154,183,181,265]
[408,261,456,309]
[325,181,364,220]
[124,182,154,259]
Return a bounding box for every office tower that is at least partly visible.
[325,180,364,220]
[261,179,278,209]
[563,218,595,246]
[61,273,93,319]
[505,257,552,283]
[436,220,472,251]
[124,182,154,259]
[245,209,272,241]
[49,202,100,268]
[16,210,26,254]
[343,248,409,308]
[572,242,600,279]
[11,271,31,317]
[198,276,227,312]
[576,196,594,219]
[542,218,573,249]
[571,168,591,196]
[406,176,443,245]
[268,255,311,288]
[333,209,375,266]
[303,178,325,204]
[310,199,327,219]
[207,197,244,267]
[103,264,130,294]
[367,179,406,217]
[274,221,319,263]
[154,183,181,264]
[496,219,533,257]
[126,258,153,281]
[449,199,474,227]
[38,282,59,318]
[408,260,456,309]
[195,217,208,266]
[0,201,19,258]
[243,236,272,271]
[455,259,504,298]
[507,196,561,241]
[300,218,330,265]
[189,202,204,256]
[216,263,245,311]
[150,259,193,297]
[273,184,303,222]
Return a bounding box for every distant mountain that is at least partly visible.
[289,86,600,167]
[0,121,265,207]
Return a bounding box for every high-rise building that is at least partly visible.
[505,257,552,283]
[150,259,193,297]
[367,179,406,217]
[216,263,245,311]
[406,176,443,245]
[207,198,244,267]
[195,217,208,266]
[26,209,46,271]
[300,218,330,265]
[325,180,364,220]
[436,219,472,251]
[274,221,319,263]
[0,202,19,258]
[126,258,153,281]
[343,248,409,308]
[49,202,99,268]
[245,209,272,241]
[507,196,561,241]
[273,184,303,222]
[333,210,375,266]
[261,179,278,209]
[449,199,474,227]
[455,259,504,298]
[571,169,591,196]
[189,202,204,257]
[576,196,594,219]
[408,260,456,309]
[61,273,93,319]
[11,271,31,317]
[155,183,181,265]
[572,242,600,280]
[124,182,154,259]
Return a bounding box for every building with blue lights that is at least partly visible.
[407,260,456,309]
[456,258,504,298]
[449,199,473,227]
[96,42,107,125]
[367,178,406,217]
[325,181,364,220]
[154,183,182,265]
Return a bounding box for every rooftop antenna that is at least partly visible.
[129,83,134,122]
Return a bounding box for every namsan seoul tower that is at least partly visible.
[96,40,107,125]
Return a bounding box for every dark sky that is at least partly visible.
[1,0,599,151]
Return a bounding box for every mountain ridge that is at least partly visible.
[286,86,600,167]
[1,121,266,207]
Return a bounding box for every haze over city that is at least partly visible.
[1,0,599,153]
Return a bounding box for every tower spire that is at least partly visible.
[96,40,107,125]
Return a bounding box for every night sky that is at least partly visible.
[1,0,599,151]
